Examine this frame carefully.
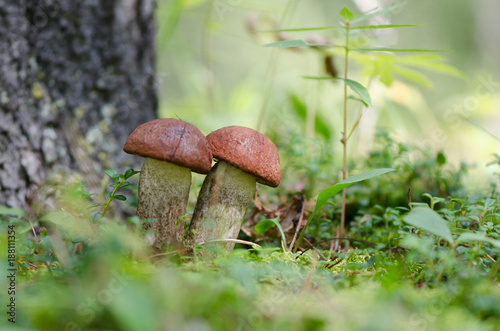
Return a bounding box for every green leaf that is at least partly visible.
[124,169,140,179]
[295,168,394,250]
[340,7,354,22]
[352,48,448,53]
[302,76,372,106]
[255,217,288,251]
[351,2,408,24]
[119,182,131,188]
[403,207,454,244]
[345,79,372,106]
[89,210,102,223]
[86,202,105,209]
[302,77,372,105]
[313,168,395,217]
[104,192,113,201]
[350,24,419,30]
[399,55,464,78]
[112,195,127,201]
[457,233,500,250]
[104,169,120,182]
[40,227,47,237]
[348,95,369,107]
[255,219,277,233]
[436,151,446,166]
[264,39,308,48]
[392,65,433,88]
[264,39,338,48]
[303,76,342,80]
[0,206,25,217]
[262,27,343,33]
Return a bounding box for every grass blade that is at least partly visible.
[255,217,288,251]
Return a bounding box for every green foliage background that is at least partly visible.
[2,1,500,330]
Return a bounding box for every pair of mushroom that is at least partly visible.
[123,118,281,251]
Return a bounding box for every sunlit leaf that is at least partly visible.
[399,55,464,78]
[403,207,453,243]
[340,7,354,22]
[392,65,433,88]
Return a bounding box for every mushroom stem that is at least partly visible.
[138,158,190,249]
[189,160,256,251]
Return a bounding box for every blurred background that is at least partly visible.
[155,0,500,197]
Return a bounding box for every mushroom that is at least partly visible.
[188,126,281,251]
[123,118,212,249]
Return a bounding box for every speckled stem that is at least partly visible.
[189,160,256,251]
[137,158,190,249]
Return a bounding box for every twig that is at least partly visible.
[27,218,39,243]
[288,196,307,252]
[303,238,328,260]
[298,237,377,258]
[484,254,497,263]
[207,239,262,249]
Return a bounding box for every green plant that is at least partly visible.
[264,4,461,250]
[88,168,140,221]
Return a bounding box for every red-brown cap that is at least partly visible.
[206,126,281,187]
[123,118,212,174]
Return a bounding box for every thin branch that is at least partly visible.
[299,237,377,258]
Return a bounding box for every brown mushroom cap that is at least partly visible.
[206,126,281,187]
[123,118,212,174]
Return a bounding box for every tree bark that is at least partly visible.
[0,0,157,214]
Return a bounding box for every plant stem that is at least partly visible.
[333,22,350,252]
[101,179,123,217]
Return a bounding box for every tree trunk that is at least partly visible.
[0,0,157,215]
